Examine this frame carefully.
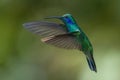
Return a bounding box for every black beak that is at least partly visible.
[44,16,62,19]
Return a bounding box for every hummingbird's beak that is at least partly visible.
[44,16,62,19]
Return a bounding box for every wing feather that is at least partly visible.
[41,34,82,50]
[23,21,67,37]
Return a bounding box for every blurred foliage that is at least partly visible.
[0,0,120,80]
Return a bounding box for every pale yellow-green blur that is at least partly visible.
[0,0,120,80]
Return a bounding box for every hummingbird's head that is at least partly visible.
[62,14,72,17]
[61,14,76,24]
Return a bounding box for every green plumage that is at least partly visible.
[23,13,97,72]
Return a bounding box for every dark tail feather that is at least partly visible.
[86,56,97,72]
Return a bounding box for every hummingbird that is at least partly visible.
[23,14,97,72]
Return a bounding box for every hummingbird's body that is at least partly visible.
[23,14,97,72]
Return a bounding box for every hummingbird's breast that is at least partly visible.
[79,33,93,52]
[66,23,81,33]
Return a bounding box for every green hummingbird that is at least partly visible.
[23,14,97,72]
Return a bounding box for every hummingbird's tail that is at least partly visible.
[86,55,97,72]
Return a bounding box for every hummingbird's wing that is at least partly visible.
[23,21,67,37]
[41,34,82,50]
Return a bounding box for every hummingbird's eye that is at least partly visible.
[65,16,68,19]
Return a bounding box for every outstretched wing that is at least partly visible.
[41,34,82,50]
[23,21,67,37]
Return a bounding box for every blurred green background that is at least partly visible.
[0,0,120,80]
